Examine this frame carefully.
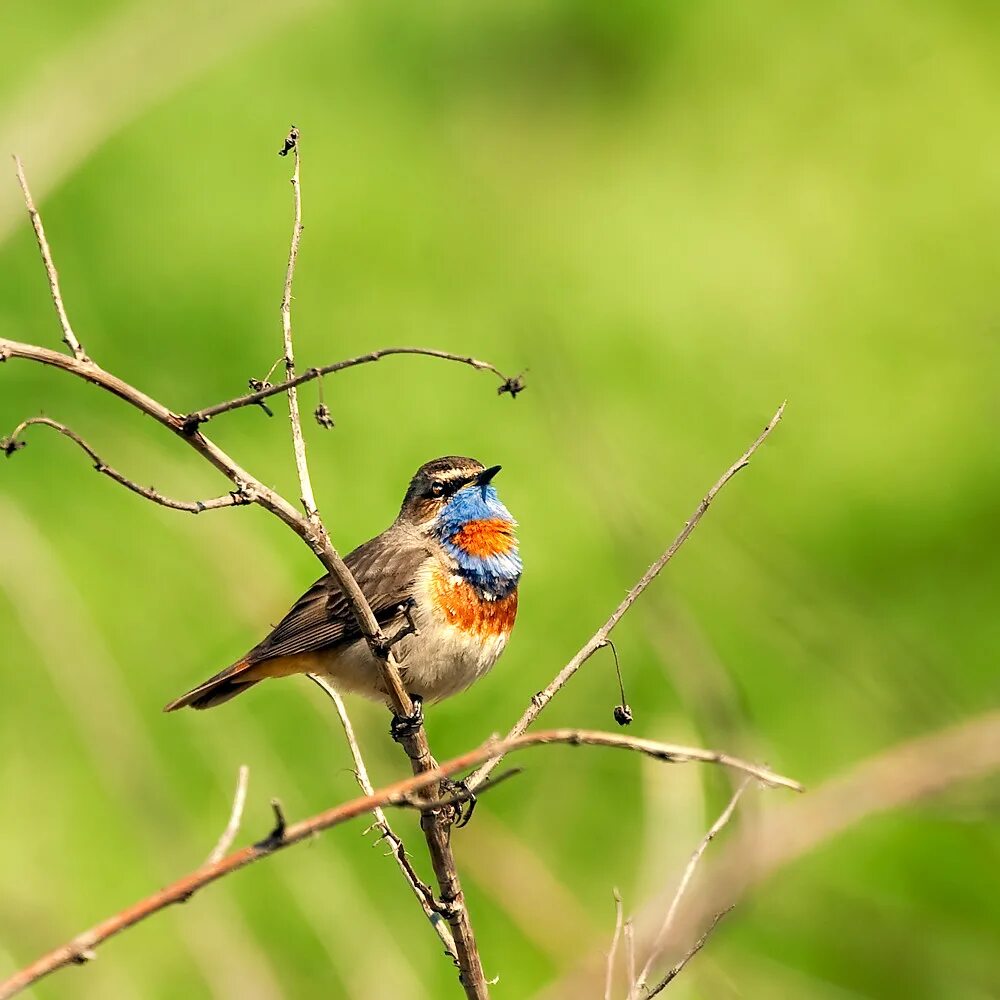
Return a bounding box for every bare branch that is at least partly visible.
[183,348,524,430]
[12,157,89,362]
[633,779,750,993]
[2,416,248,514]
[0,727,800,999]
[643,907,733,998]
[204,766,250,867]
[605,889,624,1000]
[624,920,636,998]
[309,675,458,961]
[276,126,316,518]
[466,402,786,792]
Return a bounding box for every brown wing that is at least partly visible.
[163,529,428,712]
[246,530,427,664]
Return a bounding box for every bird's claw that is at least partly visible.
[390,694,424,741]
[440,777,478,829]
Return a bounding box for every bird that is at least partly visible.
[163,456,521,732]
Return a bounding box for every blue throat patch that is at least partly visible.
[435,484,522,598]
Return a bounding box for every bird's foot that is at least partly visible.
[390,694,424,741]
[439,777,478,829]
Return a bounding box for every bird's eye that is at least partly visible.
[430,481,445,498]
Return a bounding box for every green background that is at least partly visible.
[1,2,998,997]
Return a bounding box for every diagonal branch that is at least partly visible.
[2,416,248,514]
[183,349,524,430]
[633,779,750,995]
[466,402,786,793]
[12,157,89,363]
[644,907,733,998]
[0,727,800,1000]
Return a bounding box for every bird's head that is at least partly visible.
[399,456,506,528]
[400,456,521,590]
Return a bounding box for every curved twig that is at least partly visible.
[183,348,524,430]
[0,727,800,1000]
[204,766,250,866]
[2,416,247,513]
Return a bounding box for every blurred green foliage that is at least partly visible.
[1,1,998,997]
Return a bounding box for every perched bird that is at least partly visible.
[164,457,521,729]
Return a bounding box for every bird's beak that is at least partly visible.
[475,465,502,486]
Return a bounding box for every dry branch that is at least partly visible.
[0,728,799,1000]
[12,157,88,362]
[466,402,786,792]
[644,907,732,998]
[204,766,250,867]
[632,779,749,994]
[605,889,624,1000]
[183,348,524,430]
[2,416,247,514]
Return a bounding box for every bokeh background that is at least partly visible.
[2,2,998,998]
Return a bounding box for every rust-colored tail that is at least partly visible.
[163,659,261,712]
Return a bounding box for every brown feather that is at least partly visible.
[163,526,429,712]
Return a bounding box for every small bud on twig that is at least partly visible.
[314,403,334,429]
[497,372,527,399]
[603,639,634,727]
[2,436,25,457]
[279,126,300,157]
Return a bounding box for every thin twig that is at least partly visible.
[0,727,801,1000]
[12,157,88,362]
[624,920,636,999]
[183,348,522,429]
[309,675,458,961]
[204,766,250,867]
[466,402,786,793]
[633,779,750,994]
[644,907,733,998]
[605,889,624,1000]
[277,127,316,519]
[2,417,248,514]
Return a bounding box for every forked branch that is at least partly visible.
[2,416,248,514]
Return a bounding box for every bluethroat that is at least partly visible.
[164,457,521,721]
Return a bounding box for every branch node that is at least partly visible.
[497,372,527,398]
[246,378,275,418]
[278,125,300,157]
[314,402,335,429]
[256,798,287,850]
[2,436,25,457]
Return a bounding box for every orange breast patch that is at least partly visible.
[431,567,518,636]
[450,518,517,558]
